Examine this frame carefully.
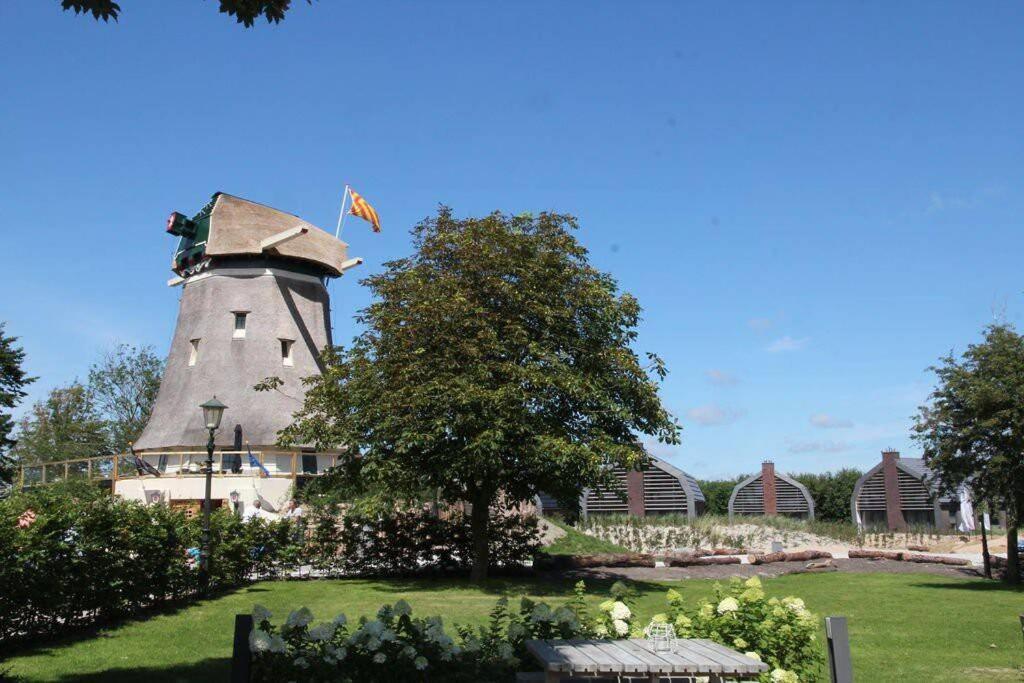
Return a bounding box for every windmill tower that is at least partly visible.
[121,193,360,510]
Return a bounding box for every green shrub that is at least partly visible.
[253,581,824,682]
[0,482,292,645]
[664,577,823,682]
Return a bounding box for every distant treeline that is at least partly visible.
[698,468,863,522]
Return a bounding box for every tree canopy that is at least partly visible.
[276,208,680,579]
[12,382,109,464]
[914,323,1024,583]
[10,344,162,469]
[0,323,35,485]
[87,344,164,452]
[59,0,310,27]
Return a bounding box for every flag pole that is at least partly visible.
[335,185,350,238]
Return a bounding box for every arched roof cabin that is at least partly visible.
[728,462,814,521]
[580,457,705,518]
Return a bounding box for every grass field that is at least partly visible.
[4,573,1022,682]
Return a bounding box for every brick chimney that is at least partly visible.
[761,461,777,515]
[626,469,645,517]
[881,449,906,530]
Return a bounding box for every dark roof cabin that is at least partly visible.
[576,457,705,518]
[851,449,957,529]
[728,461,814,521]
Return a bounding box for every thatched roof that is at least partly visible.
[205,193,349,276]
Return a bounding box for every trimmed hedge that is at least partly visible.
[1,483,540,646]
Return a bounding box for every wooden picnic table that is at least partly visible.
[524,638,769,682]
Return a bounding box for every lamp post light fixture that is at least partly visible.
[198,396,227,594]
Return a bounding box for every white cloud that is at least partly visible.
[787,439,851,454]
[810,414,853,429]
[766,336,808,353]
[748,317,773,332]
[705,369,739,386]
[687,404,744,426]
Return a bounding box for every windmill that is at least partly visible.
[120,192,362,510]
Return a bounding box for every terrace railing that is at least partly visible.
[17,451,340,489]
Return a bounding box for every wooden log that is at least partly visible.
[749,550,833,565]
[848,549,902,560]
[666,555,741,567]
[535,553,656,570]
[907,544,930,552]
[902,553,971,566]
[710,547,747,556]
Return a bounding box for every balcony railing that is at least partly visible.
[17,451,340,488]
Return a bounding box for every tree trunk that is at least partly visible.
[468,492,491,583]
[980,507,991,579]
[1006,503,1020,585]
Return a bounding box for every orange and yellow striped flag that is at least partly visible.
[348,188,381,233]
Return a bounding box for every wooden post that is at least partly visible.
[290,453,297,481]
[19,464,24,489]
[825,616,853,683]
[112,455,119,482]
[87,458,93,480]
[64,462,69,480]
[230,613,253,683]
[41,464,47,485]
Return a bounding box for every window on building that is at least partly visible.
[280,339,294,366]
[189,339,200,366]
[233,312,248,339]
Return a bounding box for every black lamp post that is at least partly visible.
[198,396,227,594]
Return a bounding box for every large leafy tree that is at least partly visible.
[59,0,311,26]
[0,323,35,485]
[88,344,164,453]
[792,469,863,522]
[12,382,109,464]
[278,208,680,580]
[913,323,1024,583]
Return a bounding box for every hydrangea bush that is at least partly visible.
[252,579,823,683]
[662,577,822,682]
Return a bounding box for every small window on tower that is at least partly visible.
[280,339,294,367]
[189,339,200,366]
[233,312,248,339]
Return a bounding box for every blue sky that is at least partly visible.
[2,2,1022,478]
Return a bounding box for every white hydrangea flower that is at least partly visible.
[249,628,272,653]
[394,599,412,616]
[333,613,348,627]
[252,604,272,622]
[414,656,428,670]
[269,635,287,654]
[363,620,385,636]
[285,607,313,629]
[402,645,417,659]
[508,622,527,640]
[365,636,381,651]
[380,629,396,643]
[610,602,631,620]
[335,646,347,660]
[745,652,761,661]
[716,597,740,614]
[293,657,309,669]
[771,669,798,683]
[498,642,515,662]
[308,623,336,642]
[377,604,394,620]
[612,619,629,636]
[373,652,387,664]
[530,604,553,623]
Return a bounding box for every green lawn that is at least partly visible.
[542,518,629,555]
[4,573,1022,682]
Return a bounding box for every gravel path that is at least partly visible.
[551,558,985,582]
